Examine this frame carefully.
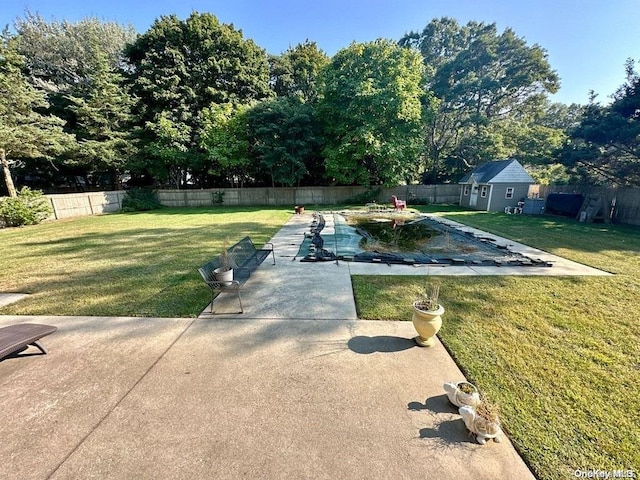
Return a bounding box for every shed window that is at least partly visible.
[480,186,488,198]
[505,187,514,199]
[463,185,470,196]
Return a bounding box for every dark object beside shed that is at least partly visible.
[545,193,584,217]
[522,198,546,215]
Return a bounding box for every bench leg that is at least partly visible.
[264,242,276,265]
[236,290,244,314]
[209,289,243,314]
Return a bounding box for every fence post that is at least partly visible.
[49,196,59,220]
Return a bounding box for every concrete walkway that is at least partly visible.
[1,211,610,479]
[0,293,29,308]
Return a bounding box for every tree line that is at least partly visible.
[1,12,638,197]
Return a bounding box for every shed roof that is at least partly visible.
[458,159,534,184]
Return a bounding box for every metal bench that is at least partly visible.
[0,323,58,361]
[198,236,275,314]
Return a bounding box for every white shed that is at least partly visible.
[458,159,534,212]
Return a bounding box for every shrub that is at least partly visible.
[407,197,430,205]
[345,187,382,205]
[121,188,162,212]
[212,190,225,205]
[0,187,53,227]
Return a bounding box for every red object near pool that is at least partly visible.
[391,195,406,211]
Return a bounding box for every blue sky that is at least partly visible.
[2,0,639,105]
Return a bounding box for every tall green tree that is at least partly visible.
[246,97,323,187]
[14,13,136,188]
[269,40,329,103]
[510,101,583,185]
[0,30,72,197]
[15,12,136,91]
[125,12,272,187]
[318,39,428,186]
[443,112,569,180]
[66,47,136,188]
[561,60,640,185]
[400,18,559,181]
[200,102,253,187]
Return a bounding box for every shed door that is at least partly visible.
[470,184,479,207]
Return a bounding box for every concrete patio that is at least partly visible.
[0,315,536,480]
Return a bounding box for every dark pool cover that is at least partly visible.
[351,251,551,267]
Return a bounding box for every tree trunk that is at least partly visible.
[0,148,18,197]
[114,168,122,190]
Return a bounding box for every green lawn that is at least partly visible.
[353,208,640,480]
[0,207,291,317]
[2,205,639,478]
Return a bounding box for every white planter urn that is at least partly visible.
[411,302,444,347]
[459,405,504,445]
[443,381,481,408]
[214,267,234,286]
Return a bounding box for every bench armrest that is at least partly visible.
[263,242,276,265]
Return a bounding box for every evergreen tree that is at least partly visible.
[66,47,136,188]
[15,11,136,91]
[14,13,137,188]
[0,30,72,197]
[561,61,640,186]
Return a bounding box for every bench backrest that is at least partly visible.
[227,237,259,268]
[198,237,266,286]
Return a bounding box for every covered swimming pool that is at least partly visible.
[296,211,552,267]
